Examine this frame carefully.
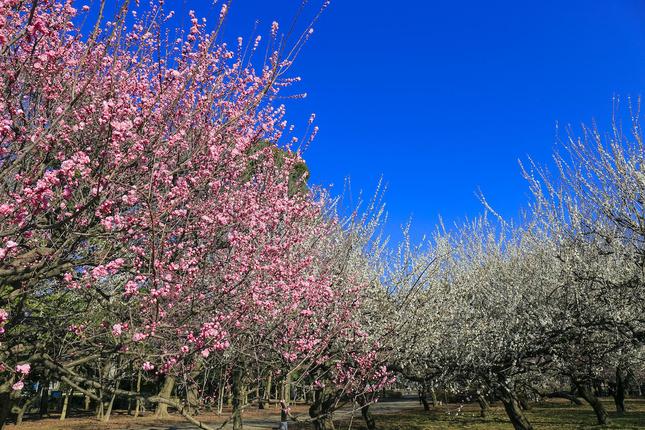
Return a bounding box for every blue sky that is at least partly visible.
[97,0,645,241]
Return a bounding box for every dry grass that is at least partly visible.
[328,399,645,430]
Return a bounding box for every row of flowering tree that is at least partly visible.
[384,111,645,430]
[0,1,393,429]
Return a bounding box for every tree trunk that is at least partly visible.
[274,384,279,408]
[16,395,36,426]
[282,373,292,405]
[95,399,104,419]
[419,389,430,411]
[217,378,224,415]
[257,383,264,410]
[613,367,626,414]
[186,384,199,415]
[102,391,117,422]
[185,360,202,416]
[477,394,490,418]
[232,368,244,430]
[309,389,336,430]
[0,392,12,430]
[430,386,438,407]
[357,397,376,430]
[593,380,603,397]
[134,371,142,418]
[96,364,105,420]
[500,387,533,430]
[154,376,175,418]
[38,382,49,418]
[264,374,272,407]
[102,377,120,423]
[576,382,609,425]
[518,396,531,411]
[60,389,73,421]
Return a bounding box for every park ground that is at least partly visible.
[5,398,645,429]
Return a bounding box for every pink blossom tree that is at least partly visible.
[0,2,391,429]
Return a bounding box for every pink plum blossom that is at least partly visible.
[15,363,30,375]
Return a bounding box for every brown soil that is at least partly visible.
[5,404,311,430]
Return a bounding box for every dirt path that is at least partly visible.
[6,397,422,430]
[155,397,421,430]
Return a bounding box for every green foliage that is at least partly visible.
[244,140,310,196]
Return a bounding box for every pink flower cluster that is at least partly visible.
[0,309,7,334]
[11,363,31,391]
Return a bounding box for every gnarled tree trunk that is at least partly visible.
[575,382,609,425]
[499,386,533,430]
[357,397,376,430]
[154,376,175,418]
[309,388,336,430]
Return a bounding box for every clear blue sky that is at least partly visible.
[105,0,645,241]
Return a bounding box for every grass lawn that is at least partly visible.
[331,399,645,430]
